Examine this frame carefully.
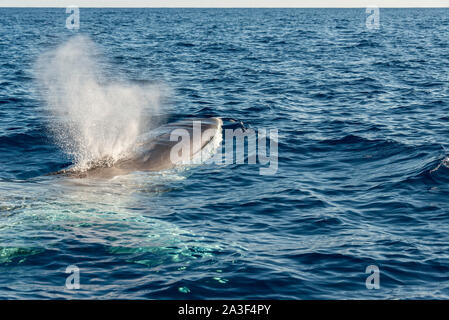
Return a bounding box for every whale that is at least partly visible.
[53,117,222,179]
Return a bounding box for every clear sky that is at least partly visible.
[0,1,448,8]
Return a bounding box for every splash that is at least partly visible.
[36,35,164,170]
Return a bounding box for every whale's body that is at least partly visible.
[55,117,222,179]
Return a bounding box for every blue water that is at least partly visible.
[1,8,449,299]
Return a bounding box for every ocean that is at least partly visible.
[1,8,449,299]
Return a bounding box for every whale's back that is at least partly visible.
[53,117,222,179]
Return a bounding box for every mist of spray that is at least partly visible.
[36,35,164,170]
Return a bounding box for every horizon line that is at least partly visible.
[1,6,449,8]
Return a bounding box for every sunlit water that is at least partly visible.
[1,8,449,299]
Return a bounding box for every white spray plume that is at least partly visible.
[36,35,165,170]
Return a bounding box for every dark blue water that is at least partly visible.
[1,8,449,299]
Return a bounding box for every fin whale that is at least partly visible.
[54,117,222,179]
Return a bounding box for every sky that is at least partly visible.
[0,1,448,8]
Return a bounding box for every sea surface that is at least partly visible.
[1,8,449,299]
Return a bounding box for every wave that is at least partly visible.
[411,156,449,185]
[0,131,47,148]
[318,134,405,153]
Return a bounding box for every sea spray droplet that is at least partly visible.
[35,35,165,170]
